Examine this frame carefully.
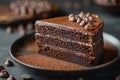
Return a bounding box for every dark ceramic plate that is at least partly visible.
[10,32,120,78]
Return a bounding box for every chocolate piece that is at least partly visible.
[6,26,13,34]
[69,16,75,22]
[26,22,33,30]
[86,13,90,17]
[5,59,14,66]
[35,12,104,66]
[84,23,93,30]
[79,21,85,26]
[0,66,4,72]
[0,70,9,78]
[88,16,93,21]
[79,12,84,18]
[21,74,32,80]
[18,24,26,36]
[7,75,16,80]
[68,14,74,19]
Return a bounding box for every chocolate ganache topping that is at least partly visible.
[68,12,99,30]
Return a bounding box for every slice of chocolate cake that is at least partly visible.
[35,12,104,66]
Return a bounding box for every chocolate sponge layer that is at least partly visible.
[35,33,90,54]
[37,44,96,66]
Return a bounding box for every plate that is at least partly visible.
[10,32,120,78]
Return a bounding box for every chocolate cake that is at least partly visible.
[35,12,104,66]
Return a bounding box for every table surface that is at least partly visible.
[0,0,120,80]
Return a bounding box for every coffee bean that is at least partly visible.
[95,15,99,18]
[84,17,88,23]
[18,24,26,36]
[21,74,32,80]
[86,13,90,17]
[77,18,82,23]
[7,75,16,80]
[6,26,13,34]
[68,14,74,19]
[0,70,9,78]
[19,29,26,36]
[75,15,80,19]
[79,21,85,26]
[69,16,75,22]
[28,8,35,15]
[88,16,93,21]
[79,12,84,18]
[5,59,14,66]
[14,7,20,15]
[0,66,4,72]
[26,22,33,30]
[20,6,27,16]
[10,2,15,10]
[18,24,24,30]
[84,23,93,30]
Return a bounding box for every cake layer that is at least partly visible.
[35,33,91,53]
[35,16,104,43]
[35,25,89,43]
[37,44,98,66]
[35,33,103,54]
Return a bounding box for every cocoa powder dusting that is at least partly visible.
[17,54,85,70]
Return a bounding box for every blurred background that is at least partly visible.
[0,0,120,80]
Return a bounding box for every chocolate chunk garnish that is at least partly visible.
[84,23,93,30]
[5,59,14,66]
[86,13,90,17]
[84,17,88,23]
[79,12,84,18]
[69,16,75,22]
[68,14,74,19]
[21,74,32,80]
[0,70,9,78]
[88,16,93,22]
[95,15,99,18]
[0,66,4,72]
[7,75,16,80]
[77,18,82,23]
[79,21,85,26]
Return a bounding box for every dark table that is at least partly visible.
[0,0,120,80]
